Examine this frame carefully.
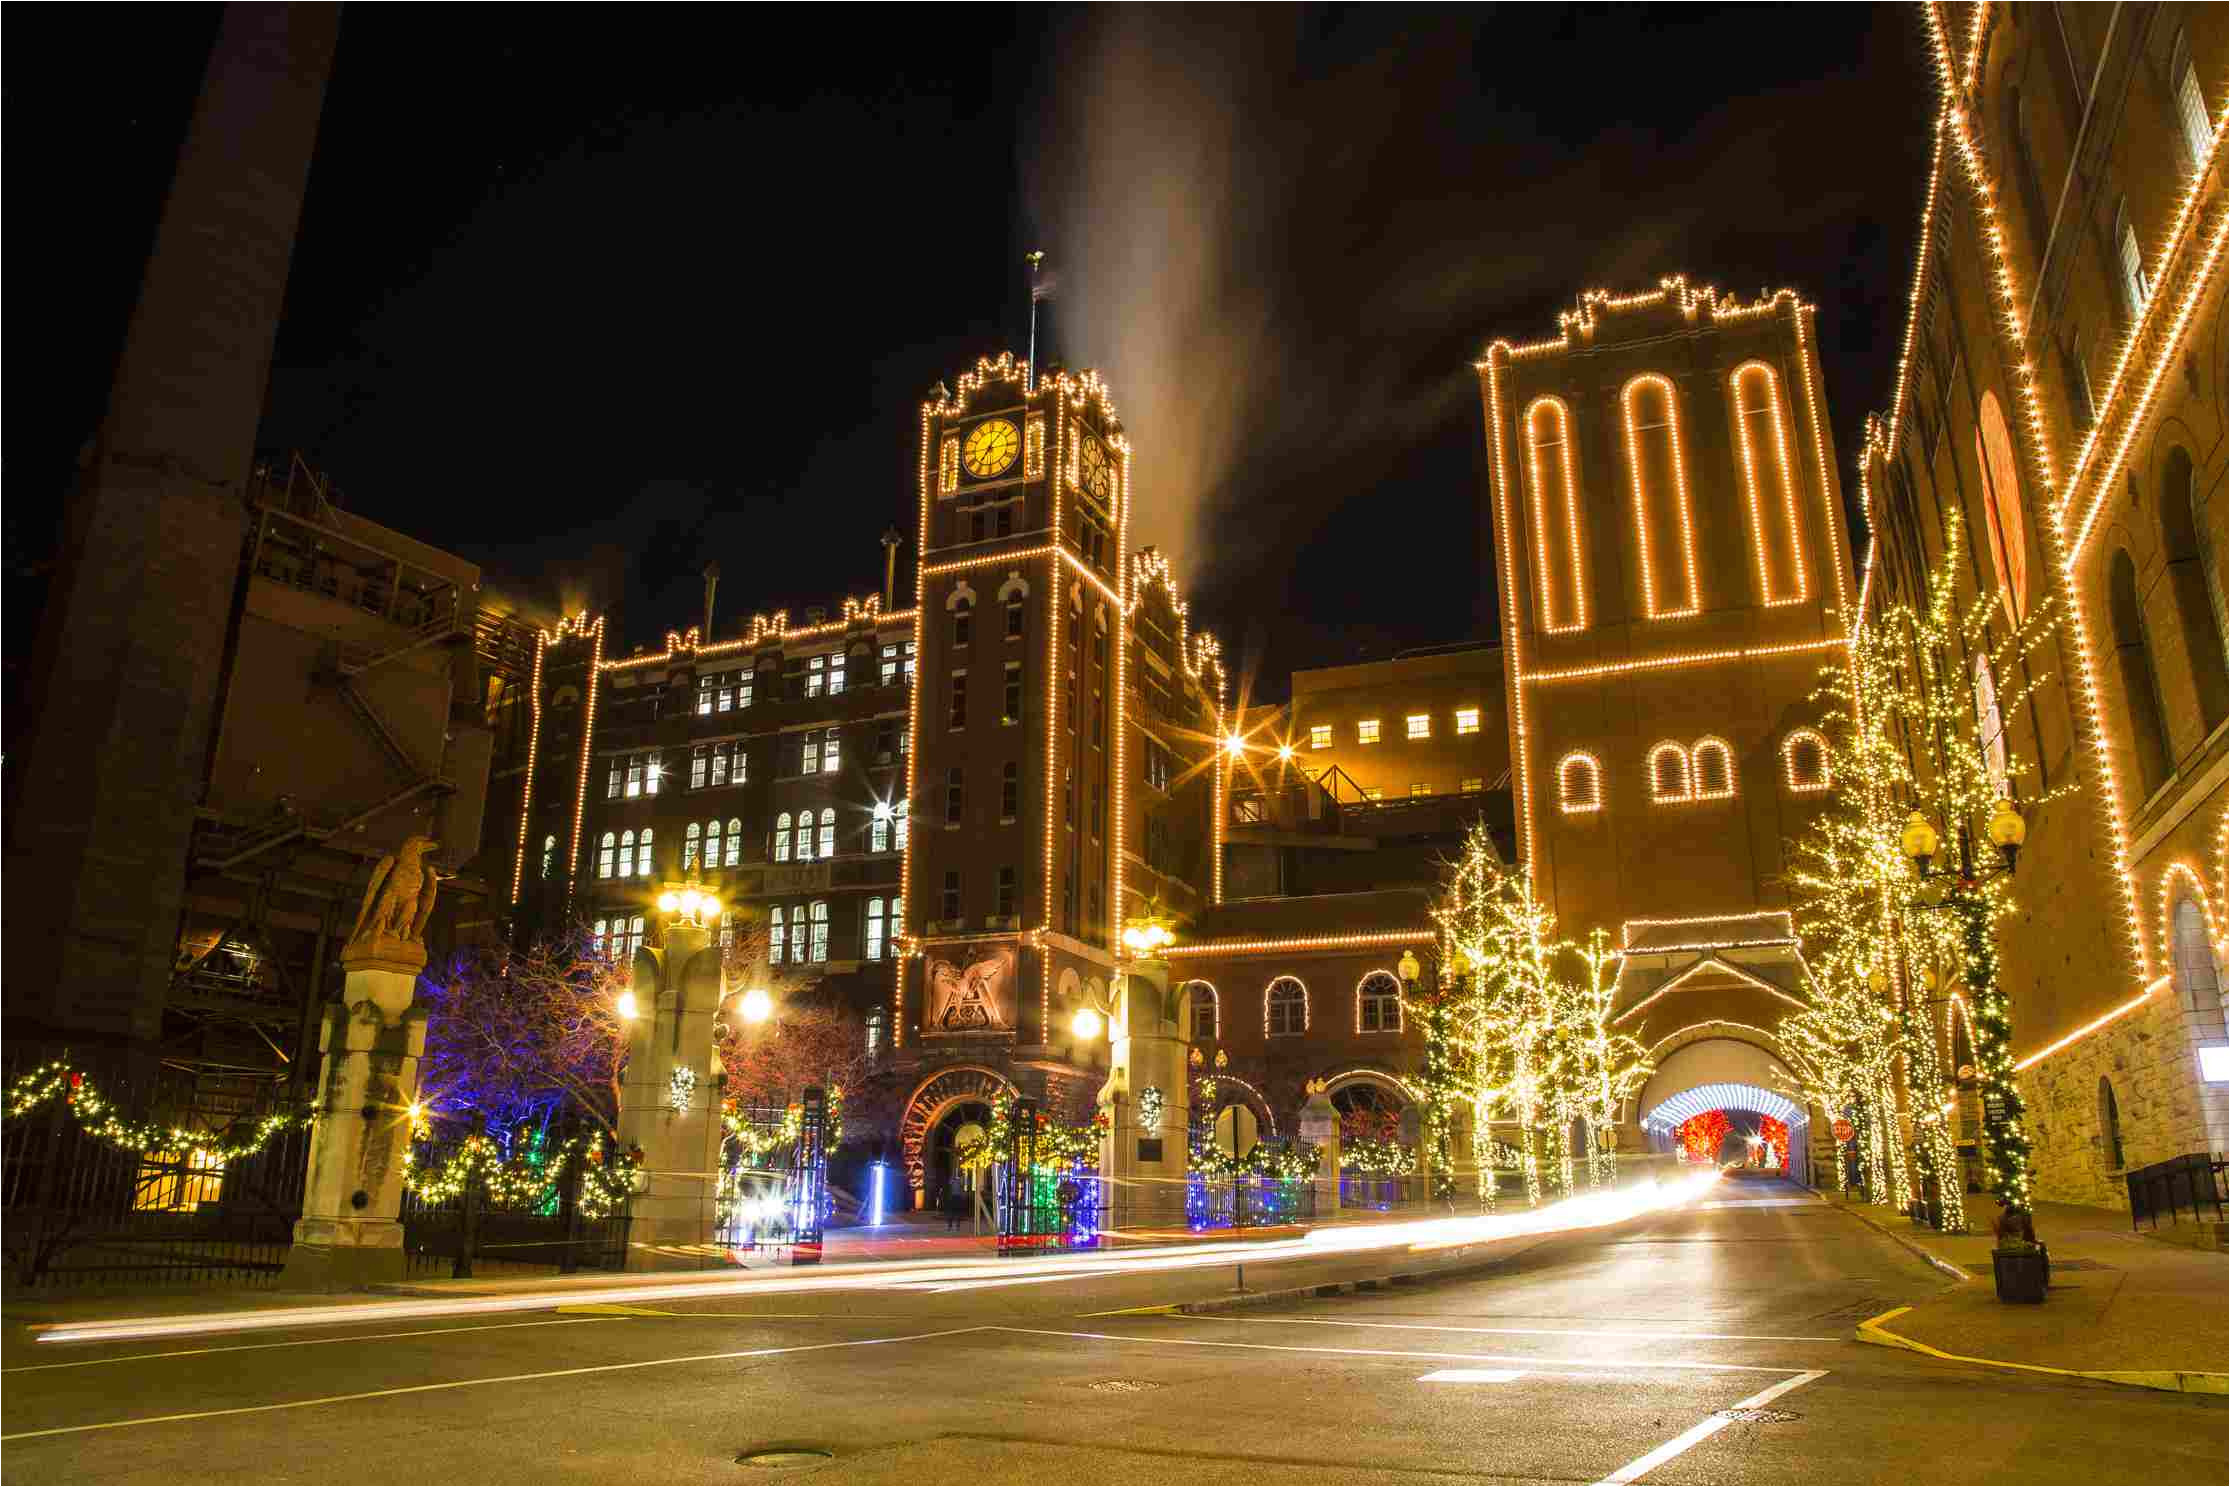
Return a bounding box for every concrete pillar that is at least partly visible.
[1098,956,1191,1225]
[616,921,726,1267]
[1299,1083,1341,1215]
[281,951,427,1291]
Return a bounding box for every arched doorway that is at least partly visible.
[898,1066,1015,1209]
[1634,1035,1811,1180]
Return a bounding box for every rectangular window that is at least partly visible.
[769,906,785,963]
[608,760,623,798]
[802,732,821,776]
[865,898,885,962]
[828,653,845,695]
[949,672,967,730]
[947,766,965,824]
[718,677,735,713]
[720,910,735,950]
[737,679,753,709]
[1455,708,1480,735]
[996,866,1016,919]
[942,871,961,923]
[881,644,899,687]
[1406,714,1430,740]
[1006,600,1024,639]
[1357,719,1381,744]
[636,831,653,876]
[644,758,661,795]
[697,680,715,717]
[822,729,841,774]
[711,745,730,788]
[1144,738,1173,793]
[1410,782,1430,797]
[1461,776,1484,793]
[691,748,709,790]
[1004,661,1022,724]
[2179,61,2212,161]
[725,822,741,867]
[806,655,826,699]
[1001,761,1020,819]
[790,905,809,966]
[904,641,916,686]
[1309,724,1331,750]
[810,900,829,963]
[871,806,892,853]
[625,758,644,797]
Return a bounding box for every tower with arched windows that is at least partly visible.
[1477,281,1857,1142]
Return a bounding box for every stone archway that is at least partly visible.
[899,1065,1015,1206]
[1634,1027,1814,1179]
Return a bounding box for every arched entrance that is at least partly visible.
[1635,1032,1812,1180]
[1324,1069,1414,1143]
[898,1065,1015,1208]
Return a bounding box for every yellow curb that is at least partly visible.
[1856,1305,2230,1396]
[1075,1304,1179,1318]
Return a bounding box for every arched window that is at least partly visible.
[773,813,793,863]
[1649,742,1692,803]
[1557,751,1603,813]
[2109,549,2174,795]
[725,818,742,867]
[1972,654,2009,795]
[2113,198,2149,320]
[705,818,723,868]
[2097,1077,2126,1171]
[1265,977,1308,1037]
[2172,896,2227,1037]
[769,905,786,965]
[683,821,702,871]
[635,829,653,877]
[1185,980,1219,1041]
[1691,737,1734,799]
[1730,362,1805,605]
[1621,374,1699,619]
[1781,730,1830,793]
[818,807,836,860]
[810,899,830,962]
[789,904,810,965]
[1356,971,1402,1034]
[541,834,557,879]
[592,917,609,953]
[618,830,636,878]
[1975,392,2029,627]
[1523,396,1588,632]
[2159,446,2228,731]
[2173,29,2214,160]
[598,832,616,880]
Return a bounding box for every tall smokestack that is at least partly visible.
[701,561,720,642]
[880,528,904,611]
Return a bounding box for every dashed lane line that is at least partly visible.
[0,1316,628,1375]
[0,1326,991,1443]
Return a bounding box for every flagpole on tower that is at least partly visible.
[1026,250,1048,390]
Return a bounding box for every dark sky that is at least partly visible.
[11,5,1934,703]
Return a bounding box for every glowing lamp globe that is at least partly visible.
[1867,967,1889,996]
[1397,949,1421,983]
[678,889,702,918]
[615,990,640,1021]
[739,987,773,1024]
[1071,1007,1103,1039]
[1900,812,1940,864]
[699,895,719,921]
[1986,799,2026,850]
[657,891,680,914]
[1224,734,1245,758]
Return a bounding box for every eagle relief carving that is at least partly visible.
[343,834,442,968]
[924,944,1016,1034]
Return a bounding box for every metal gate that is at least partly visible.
[717,1089,827,1265]
[996,1097,1105,1255]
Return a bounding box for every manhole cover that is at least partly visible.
[1716,1408,1800,1424]
[736,1449,834,1469]
[1083,1377,1165,1393]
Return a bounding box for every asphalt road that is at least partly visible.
[4,1181,2222,1485]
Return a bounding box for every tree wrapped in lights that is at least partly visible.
[1564,929,1652,1189]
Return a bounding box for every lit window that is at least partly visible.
[2175,39,2213,161]
[802,732,821,776]
[1649,743,1692,804]
[895,799,910,850]
[696,678,715,717]
[625,758,644,798]
[619,829,636,876]
[1357,719,1381,744]
[1406,714,1430,740]
[1460,776,1484,793]
[1691,738,1734,799]
[1265,977,1308,1036]
[806,655,826,700]
[705,818,723,866]
[865,897,886,961]
[598,832,616,879]
[2115,200,2149,319]
[607,760,622,799]
[871,802,892,853]
[773,812,792,863]
[1782,730,1831,794]
[644,758,661,795]
[828,653,846,695]
[592,918,609,953]
[818,808,835,860]
[810,900,830,963]
[725,817,741,867]
[719,910,735,949]
[769,906,785,964]
[1409,782,1430,797]
[738,679,753,709]
[683,822,701,871]
[691,746,709,790]
[1357,971,1402,1033]
[823,729,841,774]
[881,644,900,687]
[711,743,730,788]
[1558,752,1602,814]
[1309,724,1332,750]
[540,834,556,880]
[636,829,653,876]
[790,904,809,965]
[1455,708,1480,735]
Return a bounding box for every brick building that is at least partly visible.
[1855,2,2226,1205]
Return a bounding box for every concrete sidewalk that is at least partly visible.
[1827,1189,2229,1394]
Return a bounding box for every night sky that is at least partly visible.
[12,5,1934,702]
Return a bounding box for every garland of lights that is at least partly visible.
[1339,1138,1416,1178]
[401,1125,641,1219]
[723,1085,847,1163]
[4,1063,310,1164]
[1187,1138,1318,1183]
[954,1090,1102,1173]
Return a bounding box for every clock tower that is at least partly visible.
[899,353,1130,1074]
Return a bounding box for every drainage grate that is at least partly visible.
[736,1449,834,1469]
[1083,1378,1165,1393]
[1716,1408,1801,1424]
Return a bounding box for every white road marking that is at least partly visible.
[0,1316,626,1375]
[1699,1199,1818,1209]
[1420,1368,1528,1383]
[989,1326,1803,1373]
[1210,1316,1843,1344]
[1593,1369,1828,1485]
[0,1326,989,1443]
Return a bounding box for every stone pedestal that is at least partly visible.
[1299,1085,1341,1215]
[1098,957,1192,1225]
[616,922,726,1268]
[282,956,427,1292]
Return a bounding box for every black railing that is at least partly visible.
[399,1131,630,1279]
[2125,1152,2227,1232]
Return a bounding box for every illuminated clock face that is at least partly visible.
[962,419,1021,479]
[1079,434,1112,504]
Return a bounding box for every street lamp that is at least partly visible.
[615,990,640,1021]
[1070,1006,1103,1040]
[1901,798,2033,1226]
[656,882,721,930]
[738,986,773,1025]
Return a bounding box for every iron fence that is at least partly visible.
[2125,1152,2227,1232]
[1,1066,313,1290]
[399,1128,630,1279]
